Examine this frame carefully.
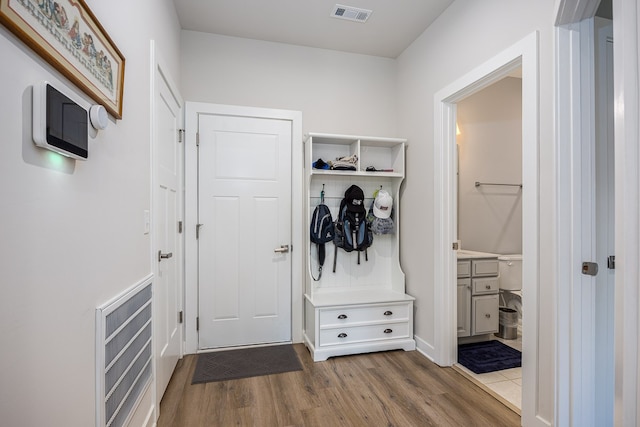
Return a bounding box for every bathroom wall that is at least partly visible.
[457,76,523,255]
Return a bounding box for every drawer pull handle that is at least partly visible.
[338,333,348,338]
[383,311,393,316]
[384,329,393,334]
[485,284,491,290]
[485,313,491,318]
[337,314,348,320]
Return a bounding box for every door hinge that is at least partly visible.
[607,255,615,270]
[196,317,199,331]
[178,129,185,143]
[178,221,183,234]
[196,132,200,146]
[178,310,183,324]
[196,223,203,239]
[452,242,459,250]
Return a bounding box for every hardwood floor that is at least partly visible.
[157,344,521,427]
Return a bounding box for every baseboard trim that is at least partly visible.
[414,335,437,363]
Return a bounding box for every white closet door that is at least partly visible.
[197,114,292,348]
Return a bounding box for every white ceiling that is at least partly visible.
[172,0,455,58]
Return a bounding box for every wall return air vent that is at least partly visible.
[331,4,372,22]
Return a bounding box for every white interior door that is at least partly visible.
[152,50,183,406]
[197,114,292,349]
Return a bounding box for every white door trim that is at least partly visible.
[184,103,303,354]
[555,0,640,423]
[612,0,640,424]
[555,16,616,427]
[554,18,600,426]
[556,0,640,424]
[555,0,601,25]
[432,32,541,425]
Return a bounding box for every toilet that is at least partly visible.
[498,254,523,327]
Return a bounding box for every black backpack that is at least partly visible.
[333,185,373,271]
[310,202,334,280]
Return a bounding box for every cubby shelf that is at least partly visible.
[303,132,415,362]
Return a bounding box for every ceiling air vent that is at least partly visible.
[330,4,372,23]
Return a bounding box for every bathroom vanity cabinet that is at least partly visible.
[303,133,415,362]
[457,252,500,338]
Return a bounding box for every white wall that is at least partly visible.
[180,31,398,137]
[0,1,181,425]
[457,77,523,254]
[396,0,556,422]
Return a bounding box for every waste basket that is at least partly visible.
[495,307,518,340]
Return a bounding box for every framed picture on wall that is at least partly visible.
[0,0,125,118]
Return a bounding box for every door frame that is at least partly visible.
[432,31,540,424]
[556,0,640,424]
[554,16,600,426]
[184,103,303,354]
[554,0,640,424]
[555,14,616,426]
[611,0,640,424]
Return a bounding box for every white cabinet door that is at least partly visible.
[457,278,471,337]
[472,294,499,335]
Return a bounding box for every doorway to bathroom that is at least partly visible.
[454,72,524,411]
[432,32,539,425]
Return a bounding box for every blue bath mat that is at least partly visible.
[458,340,521,374]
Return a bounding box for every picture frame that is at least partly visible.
[0,0,125,118]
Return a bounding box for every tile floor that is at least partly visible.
[455,330,523,413]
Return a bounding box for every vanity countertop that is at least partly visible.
[456,249,499,259]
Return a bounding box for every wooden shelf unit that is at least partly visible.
[303,133,415,362]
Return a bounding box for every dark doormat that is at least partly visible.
[458,340,521,374]
[191,344,303,384]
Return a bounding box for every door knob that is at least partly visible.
[274,245,290,253]
[158,250,173,262]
